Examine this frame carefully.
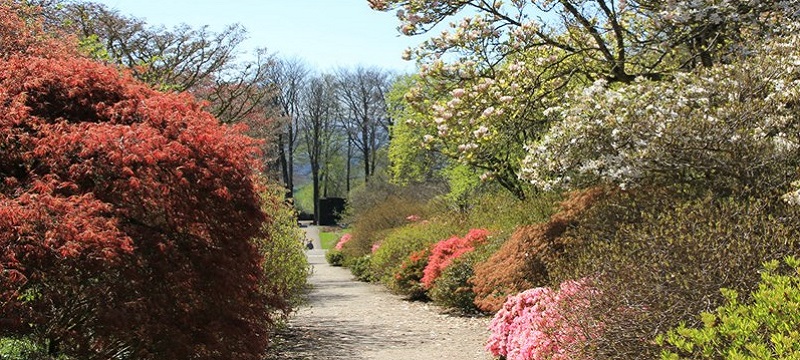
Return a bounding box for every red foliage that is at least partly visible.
[421,228,489,289]
[0,1,76,58]
[0,7,273,359]
[471,188,607,312]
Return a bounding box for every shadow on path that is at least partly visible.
[267,225,491,360]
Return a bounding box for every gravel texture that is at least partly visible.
[267,226,493,360]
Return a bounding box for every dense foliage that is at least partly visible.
[341,176,445,258]
[391,248,431,300]
[548,191,800,358]
[370,220,457,286]
[657,257,800,359]
[472,188,602,312]
[486,278,601,360]
[361,2,800,360]
[256,185,311,315]
[0,3,299,359]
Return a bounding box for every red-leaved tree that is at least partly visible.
[0,2,275,359]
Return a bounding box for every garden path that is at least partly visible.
[266,225,493,360]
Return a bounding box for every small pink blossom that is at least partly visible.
[334,233,352,251]
[474,125,490,138]
[406,214,422,222]
[451,88,466,98]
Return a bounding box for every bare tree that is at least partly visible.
[268,57,310,196]
[300,74,339,223]
[55,1,275,124]
[336,66,393,184]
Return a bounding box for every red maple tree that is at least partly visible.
[1,2,276,359]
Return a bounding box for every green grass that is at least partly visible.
[319,229,349,250]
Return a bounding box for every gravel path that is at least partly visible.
[267,225,493,360]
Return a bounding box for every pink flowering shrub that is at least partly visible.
[486,278,602,360]
[421,228,489,289]
[371,242,382,253]
[334,233,352,250]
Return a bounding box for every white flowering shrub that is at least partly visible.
[521,31,800,196]
[402,47,580,198]
[373,0,800,200]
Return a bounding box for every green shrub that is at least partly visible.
[342,172,446,259]
[0,337,52,360]
[429,257,476,312]
[551,191,800,359]
[348,255,375,282]
[342,194,438,260]
[256,185,311,314]
[371,221,460,284]
[325,249,345,267]
[428,242,498,314]
[464,189,559,232]
[657,257,800,359]
[429,231,510,313]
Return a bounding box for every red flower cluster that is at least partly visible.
[421,228,489,289]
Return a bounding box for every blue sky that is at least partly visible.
[92,0,422,73]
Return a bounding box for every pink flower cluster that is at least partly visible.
[421,228,489,289]
[406,214,422,222]
[334,233,352,251]
[371,242,382,253]
[486,279,602,360]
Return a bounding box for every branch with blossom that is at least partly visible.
[521,29,800,198]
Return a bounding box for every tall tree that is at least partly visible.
[336,66,392,183]
[300,74,339,223]
[268,57,310,196]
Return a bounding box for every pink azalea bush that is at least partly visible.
[486,278,602,360]
[334,233,352,251]
[421,228,489,289]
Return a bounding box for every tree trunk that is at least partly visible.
[370,127,378,180]
[312,166,320,225]
[346,137,352,193]
[277,133,290,198]
[322,171,328,198]
[287,126,295,195]
[362,130,370,182]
